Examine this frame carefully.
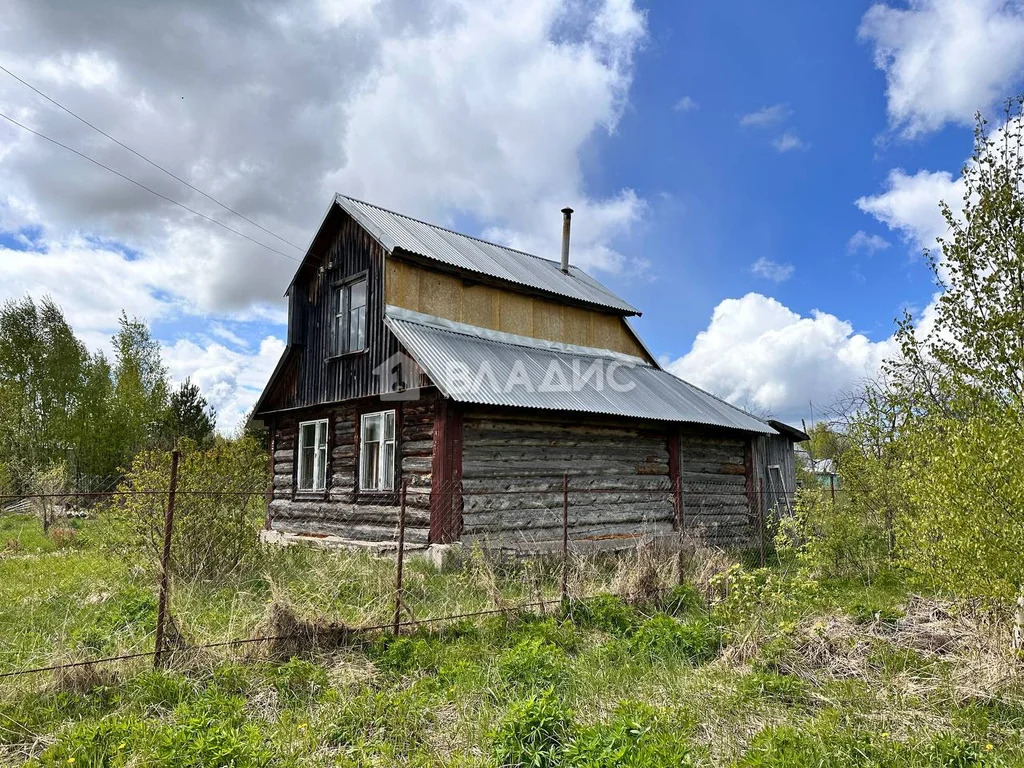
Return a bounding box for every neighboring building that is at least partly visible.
[251,195,807,550]
[795,446,839,489]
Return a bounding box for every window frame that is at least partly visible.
[296,418,330,493]
[358,409,397,493]
[331,273,369,357]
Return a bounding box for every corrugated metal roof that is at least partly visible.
[335,195,639,315]
[384,307,776,434]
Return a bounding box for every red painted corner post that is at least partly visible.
[429,398,463,544]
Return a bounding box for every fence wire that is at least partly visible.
[0,451,875,684]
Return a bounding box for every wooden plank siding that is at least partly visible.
[261,211,427,413]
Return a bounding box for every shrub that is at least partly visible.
[109,437,268,580]
[492,688,573,768]
[628,615,720,665]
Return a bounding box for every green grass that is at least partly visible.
[2,511,1023,766]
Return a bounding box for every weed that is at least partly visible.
[628,615,720,665]
[492,688,573,768]
[498,638,570,693]
[737,670,808,705]
[564,595,638,636]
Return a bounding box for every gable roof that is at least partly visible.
[333,195,639,315]
[384,306,777,435]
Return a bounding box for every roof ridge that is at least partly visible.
[336,193,572,270]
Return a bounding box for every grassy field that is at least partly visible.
[2,510,1024,767]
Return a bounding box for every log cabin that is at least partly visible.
[250,195,808,551]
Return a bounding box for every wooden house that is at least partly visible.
[251,196,808,550]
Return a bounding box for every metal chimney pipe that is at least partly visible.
[560,207,573,273]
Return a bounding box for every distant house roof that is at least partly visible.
[384,306,777,434]
[333,195,639,315]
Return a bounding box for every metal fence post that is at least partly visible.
[675,475,685,585]
[393,480,408,636]
[830,473,836,506]
[154,448,180,668]
[758,476,766,568]
[561,473,569,604]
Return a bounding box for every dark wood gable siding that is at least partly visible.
[269,213,406,412]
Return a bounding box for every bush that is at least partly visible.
[110,437,268,580]
[492,689,573,768]
[628,615,720,665]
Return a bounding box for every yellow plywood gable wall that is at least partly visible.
[385,258,653,361]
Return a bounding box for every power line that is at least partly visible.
[0,110,301,263]
[0,63,305,253]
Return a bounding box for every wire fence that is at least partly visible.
[0,450,879,686]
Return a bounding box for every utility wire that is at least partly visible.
[0,63,305,252]
[0,110,301,263]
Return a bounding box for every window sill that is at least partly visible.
[293,490,329,501]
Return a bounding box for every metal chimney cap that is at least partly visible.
[561,207,574,215]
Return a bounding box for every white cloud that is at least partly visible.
[750,257,794,283]
[0,0,648,425]
[847,230,891,255]
[859,0,1024,136]
[739,103,790,128]
[162,335,286,434]
[673,95,698,112]
[666,293,896,423]
[856,168,961,250]
[772,132,807,153]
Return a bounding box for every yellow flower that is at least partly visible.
[986,744,994,751]
[298,723,308,730]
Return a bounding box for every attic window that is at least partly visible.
[333,277,367,355]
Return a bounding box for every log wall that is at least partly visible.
[458,409,676,549]
[678,428,756,545]
[266,392,438,546]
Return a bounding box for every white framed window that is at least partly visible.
[297,419,329,492]
[359,410,396,491]
[333,277,367,355]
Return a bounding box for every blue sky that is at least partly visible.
[605,0,951,349]
[2,0,1022,429]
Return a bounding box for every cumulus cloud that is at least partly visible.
[847,230,891,255]
[856,168,962,250]
[0,0,648,430]
[673,96,698,113]
[772,132,807,153]
[739,103,790,128]
[667,293,896,423]
[859,0,1024,136]
[162,335,286,434]
[750,257,794,283]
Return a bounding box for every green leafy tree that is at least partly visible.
[109,312,170,466]
[834,99,1024,604]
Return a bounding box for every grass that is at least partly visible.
[2,510,1024,766]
